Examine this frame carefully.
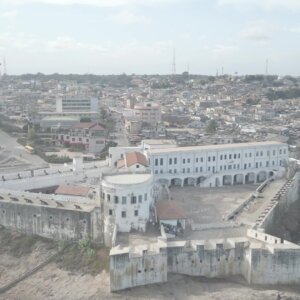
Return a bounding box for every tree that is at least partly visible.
[206,120,218,134]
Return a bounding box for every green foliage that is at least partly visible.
[266,88,300,100]
[206,120,218,134]
[56,240,109,275]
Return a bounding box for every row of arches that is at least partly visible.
[166,171,274,187]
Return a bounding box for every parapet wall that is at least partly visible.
[110,229,300,291]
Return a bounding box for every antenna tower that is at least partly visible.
[172,48,176,75]
[3,57,7,75]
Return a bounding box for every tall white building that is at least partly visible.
[56,95,99,114]
[133,102,161,126]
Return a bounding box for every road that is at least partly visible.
[111,111,129,147]
[0,130,48,173]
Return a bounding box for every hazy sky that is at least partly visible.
[0,0,300,75]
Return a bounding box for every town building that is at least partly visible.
[56,122,106,154]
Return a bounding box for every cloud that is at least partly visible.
[0,32,109,53]
[240,21,279,44]
[217,0,300,10]
[110,10,150,25]
[1,10,18,18]
[1,0,176,7]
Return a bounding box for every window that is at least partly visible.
[229,154,232,159]
[208,167,211,171]
[79,138,82,142]
[273,150,276,155]
[244,164,247,170]
[284,149,287,154]
[174,169,177,173]
[169,158,172,165]
[134,210,138,216]
[279,149,282,155]
[187,168,190,173]
[213,156,215,161]
[260,151,263,156]
[136,164,140,169]
[160,158,163,165]
[144,193,147,201]
[122,211,126,218]
[238,154,240,158]
[213,166,215,173]
[200,167,203,172]
[256,162,258,168]
[174,158,177,164]
[228,165,232,170]
[234,154,236,159]
[256,152,259,157]
[114,196,119,204]
[267,151,270,156]
[196,158,199,163]
[138,195,142,203]
[155,158,158,166]
[196,167,198,172]
[122,196,126,204]
[72,138,75,141]
[109,209,113,216]
[107,194,111,202]
[187,158,191,163]
[220,166,223,171]
[220,155,223,160]
[131,196,136,204]
[183,168,185,173]
[249,153,252,157]
[224,155,227,159]
[208,156,211,162]
[245,153,248,158]
[183,158,186,164]
[201,158,203,162]
[169,170,172,174]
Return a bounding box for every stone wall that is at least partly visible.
[110,241,168,292]
[0,196,103,243]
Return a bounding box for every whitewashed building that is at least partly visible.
[109,141,288,188]
[146,141,288,187]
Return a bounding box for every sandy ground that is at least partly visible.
[1,250,300,300]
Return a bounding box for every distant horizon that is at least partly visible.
[3,72,298,77]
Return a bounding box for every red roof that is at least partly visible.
[117,151,148,169]
[156,201,187,220]
[55,185,90,197]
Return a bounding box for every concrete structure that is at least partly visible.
[110,170,300,292]
[56,94,99,114]
[101,172,154,233]
[109,141,288,188]
[56,122,106,154]
[133,102,161,126]
[0,189,103,243]
[147,141,288,187]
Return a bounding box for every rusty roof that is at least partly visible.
[55,185,90,197]
[117,151,148,169]
[156,201,187,220]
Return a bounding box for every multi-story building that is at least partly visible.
[109,141,289,188]
[57,122,106,154]
[133,102,161,126]
[146,141,288,187]
[56,94,99,113]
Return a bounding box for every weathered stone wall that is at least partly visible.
[110,242,168,292]
[0,201,103,243]
[260,172,300,234]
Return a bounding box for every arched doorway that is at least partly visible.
[196,176,206,186]
[170,178,182,187]
[257,171,267,183]
[223,175,232,186]
[245,172,255,184]
[183,177,195,186]
[233,174,243,185]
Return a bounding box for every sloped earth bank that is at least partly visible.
[1,228,300,299]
